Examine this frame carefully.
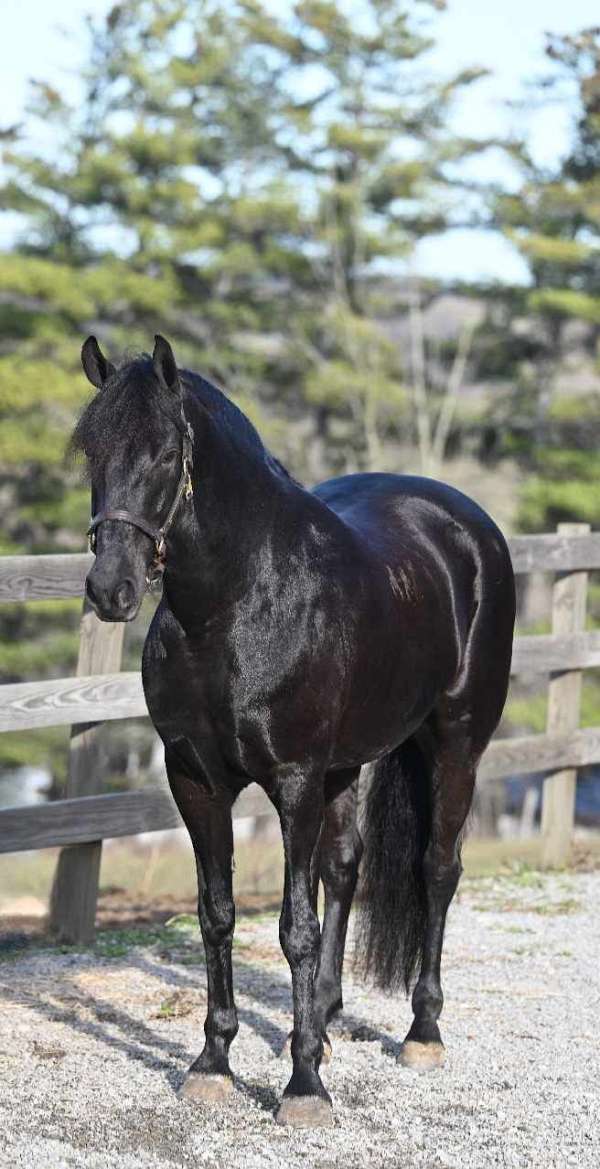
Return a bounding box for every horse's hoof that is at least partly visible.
[178,1072,234,1103]
[398,1040,446,1071]
[275,1095,334,1128]
[278,1032,332,1064]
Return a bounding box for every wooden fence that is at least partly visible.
[0,521,598,942]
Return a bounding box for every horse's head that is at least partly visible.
[74,334,193,622]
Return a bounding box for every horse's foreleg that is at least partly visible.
[313,770,362,1051]
[401,728,475,1071]
[165,754,238,1102]
[272,769,333,1128]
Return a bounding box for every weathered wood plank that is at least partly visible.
[540,523,588,867]
[0,553,92,603]
[0,785,273,854]
[479,726,600,781]
[511,631,600,675]
[507,533,600,575]
[0,671,147,731]
[49,604,126,944]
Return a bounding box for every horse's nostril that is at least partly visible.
[113,579,135,612]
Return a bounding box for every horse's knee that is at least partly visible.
[280,912,320,968]
[422,845,462,897]
[200,894,235,949]
[321,830,363,894]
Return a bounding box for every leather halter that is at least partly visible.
[87,422,194,585]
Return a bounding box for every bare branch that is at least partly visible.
[430,320,476,475]
[408,283,432,473]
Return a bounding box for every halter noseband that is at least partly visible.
[87,421,194,585]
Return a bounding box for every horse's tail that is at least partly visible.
[354,736,430,994]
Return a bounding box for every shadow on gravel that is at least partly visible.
[235,1078,281,1113]
[0,942,401,1099]
[132,949,291,1056]
[132,949,400,1059]
[0,977,187,1088]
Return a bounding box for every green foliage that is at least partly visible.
[528,288,600,325]
[514,392,600,530]
[491,27,600,534]
[507,673,600,735]
[1,727,70,786]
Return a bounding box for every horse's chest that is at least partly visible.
[143,612,343,776]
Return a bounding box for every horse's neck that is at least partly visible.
[162,399,299,625]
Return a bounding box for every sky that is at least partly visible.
[2,0,599,283]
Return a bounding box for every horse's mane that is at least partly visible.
[69,353,275,477]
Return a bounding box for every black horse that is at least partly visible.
[76,334,515,1128]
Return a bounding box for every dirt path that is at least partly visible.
[0,871,598,1168]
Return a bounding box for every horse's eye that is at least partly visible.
[161,448,178,465]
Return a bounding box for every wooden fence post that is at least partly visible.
[541,522,590,868]
[48,601,125,943]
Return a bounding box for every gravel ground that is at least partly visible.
[0,870,598,1169]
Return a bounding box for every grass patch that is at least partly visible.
[493,924,535,935]
[154,990,199,1019]
[471,892,581,916]
[93,913,205,963]
[462,835,600,877]
[527,898,581,916]
[93,924,176,959]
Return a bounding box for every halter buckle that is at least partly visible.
[183,458,193,501]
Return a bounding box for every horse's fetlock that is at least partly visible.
[291,1027,323,1066]
[207,1005,239,1043]
[412,977,443,1018]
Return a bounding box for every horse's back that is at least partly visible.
[314,472,511,599]
[314,473,505,555]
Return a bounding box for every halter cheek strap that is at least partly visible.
[87,421,194,585]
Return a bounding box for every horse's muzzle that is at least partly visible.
[85,571,142,622]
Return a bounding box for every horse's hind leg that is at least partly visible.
[279,768,361,1064]
[399,716,476,1070]
[401,564,514,1070]
[313,769,362,1056]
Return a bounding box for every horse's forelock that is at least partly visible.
[69,355,183,474]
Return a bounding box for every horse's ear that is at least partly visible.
[81,336,115,389]
[152,334,180,394]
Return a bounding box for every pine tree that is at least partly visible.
[234,0,490,468]
[493,27,600,531]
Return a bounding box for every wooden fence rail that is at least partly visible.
[0,524,598,940]
[5,630,600,733]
